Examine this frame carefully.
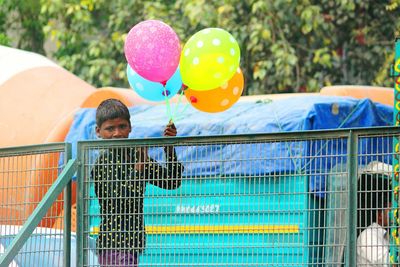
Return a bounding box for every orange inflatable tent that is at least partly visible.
[320,85,393,106]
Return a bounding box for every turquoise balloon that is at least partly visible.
[126,64,182,102]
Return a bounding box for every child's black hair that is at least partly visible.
[96,99,131,127]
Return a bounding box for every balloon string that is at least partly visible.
[174,102,190,122]
[163,87,173,122]
[181,102,190,114]
[172,89,184,120]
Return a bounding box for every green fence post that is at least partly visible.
[391,37,400,265]
[63,143,72,267]
[346,130,358,266]
[76,142,85,267]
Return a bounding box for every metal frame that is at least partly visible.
[0,143,75,267]
[76,126,400,267]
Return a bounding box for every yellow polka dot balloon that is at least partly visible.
[184,68,244,113]
[180,28,241,91]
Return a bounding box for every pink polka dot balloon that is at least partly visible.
[124,20,181,83]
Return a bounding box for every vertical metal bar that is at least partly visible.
[346,130,358,266]
[64,143,72,267]
[63,182,72,267]
[76,142,84,267]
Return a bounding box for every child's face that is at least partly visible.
[96,118,131,139]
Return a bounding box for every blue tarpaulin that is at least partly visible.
[64,95,393,196]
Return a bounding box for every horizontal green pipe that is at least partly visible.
[0,142,67,157]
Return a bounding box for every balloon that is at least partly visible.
[124,20,181,83]
[180,28,240,91]
[184,68,244,113]
[127,65,182,102]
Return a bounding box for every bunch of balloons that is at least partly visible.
[124,20,243,114]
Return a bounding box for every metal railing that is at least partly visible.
[0,143,76,267]
[76,126,400,267]
[0,127,397,266]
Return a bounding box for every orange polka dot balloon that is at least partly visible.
[184,68,244,113]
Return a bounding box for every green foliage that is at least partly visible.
[0,0,45,53]
[40,0,145,87]
[2,0,400,93]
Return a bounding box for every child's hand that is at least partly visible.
[137,147,148,161]
[164,121,177,137]
[134,147,148,171]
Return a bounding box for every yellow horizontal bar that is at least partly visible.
[146,225,299,234]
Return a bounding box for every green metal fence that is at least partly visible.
[0,143,76,267]
[0,127,397,266]
[76,126,400,267]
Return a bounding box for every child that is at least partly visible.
[91,98,184,267]
[357,172,392,266]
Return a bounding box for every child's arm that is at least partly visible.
[145,122,184,189]
[144,152,184,189]
[91,149,130,201]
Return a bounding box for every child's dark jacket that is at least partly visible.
[92,147,183,254]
